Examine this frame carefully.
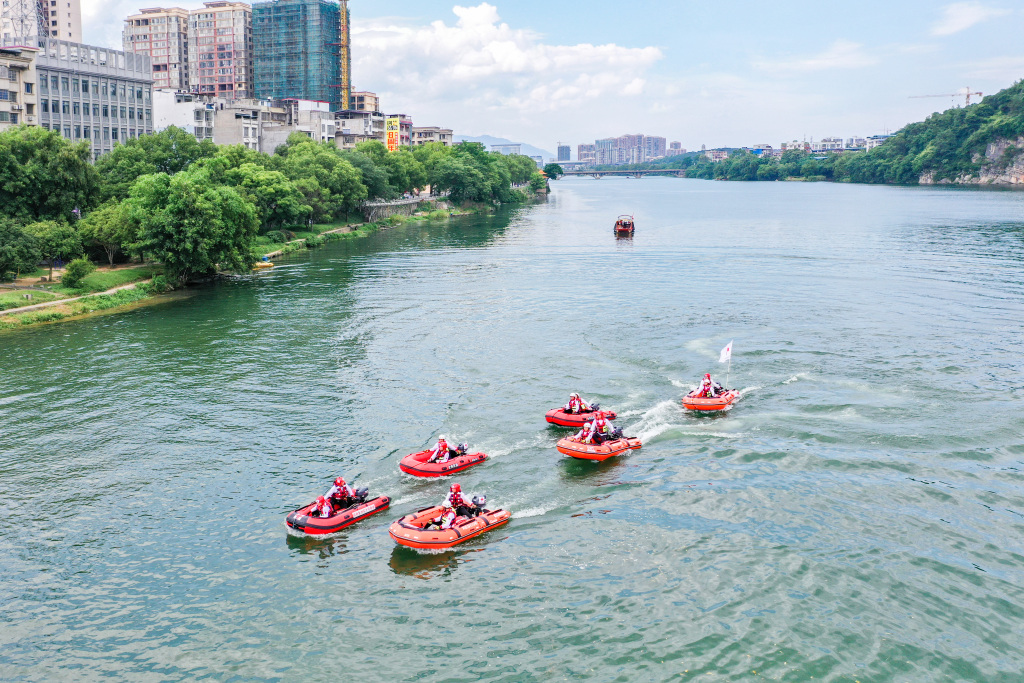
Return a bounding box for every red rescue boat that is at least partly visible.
[389,505,511,550]
[556,436,642,462]
[682,389,740,411]
[399,449,488,477]
[614,214,635,235]
[545,407,617,428]
[285,495,390,535]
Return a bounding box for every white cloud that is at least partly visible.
[352,3,662,130]
[931,2,1012,36]
[753,40,879,72]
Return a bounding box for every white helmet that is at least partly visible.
[438,435,447,442]
[570,392,579,398]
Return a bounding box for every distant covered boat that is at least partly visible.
[614,215,635,234]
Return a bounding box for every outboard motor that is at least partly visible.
[457,443,469,455]
[355,487,369,502]
[589,402,600,412]
[471,495,487,515]
[611,426,624,439]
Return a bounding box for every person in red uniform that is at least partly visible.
[425,504,457,530]
[426,435,450,463]
[309,496,333,518]
[697,373,724,398]
[326,477,356,511]
[564,393,590,414]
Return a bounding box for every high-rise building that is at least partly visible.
[123,8,190,91]
[557,144,570,162]
[2,0,81,44]
[189,1,252,98]
[35,38,154,159]
[252,0,349,111]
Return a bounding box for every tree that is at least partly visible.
[543,163,564,179]
[0,218,40,280]
[95,126,217,200]
[77,202,140,266]
[132,171,259,282]
[61,257,96,288]
[380,149,428,194]
[0,125,99,221]
[430,156,489,202]
[340,150,395,201]
[272,140,367,219]
[224,163,310,230]
[529,172,547,193]
[26,220,82,280]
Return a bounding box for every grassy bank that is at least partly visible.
[0,289,61,311]
[53,265,160,296]
[0,285,155,330]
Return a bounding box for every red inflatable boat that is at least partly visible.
[614,214,635,235]
[399,449,488,477]
[545,407,617,428]
[285,495,390,535]
[682,389,740,411]
[389,505,511,550]
[556,436,642,461]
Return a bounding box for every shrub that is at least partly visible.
[148,275,170,293]
[61,257,96,288]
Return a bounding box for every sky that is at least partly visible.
[83,0,1024,156]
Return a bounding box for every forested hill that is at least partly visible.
[587,79,1024,185]
[850,78,1024,184]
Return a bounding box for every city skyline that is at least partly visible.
[80,0,1024,152]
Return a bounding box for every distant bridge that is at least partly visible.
[560,169,686,179]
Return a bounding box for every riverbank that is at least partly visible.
[0,202,492,331]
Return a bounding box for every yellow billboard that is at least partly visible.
[386,117,401,152]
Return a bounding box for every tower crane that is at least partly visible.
[909,88,983,107]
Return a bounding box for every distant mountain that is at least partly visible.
[454,134,554,161]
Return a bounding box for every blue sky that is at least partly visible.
[85,0,1024,156]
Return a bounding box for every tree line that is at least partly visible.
[0,126,546,284]
[583,79,1024,185]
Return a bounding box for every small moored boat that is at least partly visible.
[545,407,617,428]
[285,494,390,535]
[614,214,635,235]
[389,505,511,550]
[399,449,488,477]
[682,389,740,411]
[556,435,642,462]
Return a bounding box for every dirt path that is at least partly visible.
[0,280,151,317]
[263,225,360,259]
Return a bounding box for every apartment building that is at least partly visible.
[252,0,349,111]
[577,143,595,165]
[123,7,189,90]
[0,45,38,131]
[152,88,213,140]
[2,0,81,44]
[351,90,377,112]
[35,38,153,158]
[410,125,451,146]
[334,107,383,148]
[189,1,252,98]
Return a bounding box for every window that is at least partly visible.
[61,77,68,91]
[25,82,33,94]
[111,127,118,140]
[74,125,80,138]
[102,104,108,117]
[103,127,109,140]
[42,100,49,113]
[128,107,134,119]
[120,106,126,118]
[83,126,90,139]
[63,126,70,137]
[101,82,107,96]
[92,104,99,116]
[72,78,78,91]
[81,79,88,92]
[72,101,79,115]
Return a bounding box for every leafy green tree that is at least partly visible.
[430,156,489,202]
[543,163,564,179]
[95,126,217,200]
[61,257,96,288]
[131,170,259,282]
[0,126,99,221]
[26,220,82,280]
[0,218,40,280]
[381,149,428,194]
[340,150,395,200]
[224,163,310,230]
[77,202,140,266]
[273,140,367,219]
[529,172,547,192]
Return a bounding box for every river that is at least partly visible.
[2,177,1024,681]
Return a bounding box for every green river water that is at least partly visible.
[2,177,1024,681]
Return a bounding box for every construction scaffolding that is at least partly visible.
[252,0,350,111]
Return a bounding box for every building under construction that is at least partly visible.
[252,0,350,111]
